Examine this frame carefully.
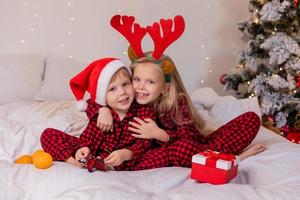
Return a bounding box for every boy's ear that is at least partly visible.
[162,82,171,95]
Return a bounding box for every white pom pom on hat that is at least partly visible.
[76,99,88,112]
[69,57,132,111]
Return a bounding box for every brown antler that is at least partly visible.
[147,15,185,60]
[110,15,147,58]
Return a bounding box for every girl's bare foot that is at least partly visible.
[239,144,266,160]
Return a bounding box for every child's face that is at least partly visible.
[132,63,164,105]
[106,71,134,114]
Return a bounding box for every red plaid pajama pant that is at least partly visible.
[41,111,260,170]
[40,128,141,170]
[129,111,261,170]
[40,128,81,161]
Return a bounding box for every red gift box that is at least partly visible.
[190,150,239,184]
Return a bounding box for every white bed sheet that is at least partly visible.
[1,99,300,200]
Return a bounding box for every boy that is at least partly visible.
[41,57,155,170]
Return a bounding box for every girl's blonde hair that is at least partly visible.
[131,53,205,135]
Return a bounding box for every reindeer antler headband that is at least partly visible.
[110,15,185,81]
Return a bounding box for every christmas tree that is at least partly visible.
[223,0,300,135]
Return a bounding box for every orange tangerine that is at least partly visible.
[32,150,53,169]
[32,149,45,158]
[15,155,33,164]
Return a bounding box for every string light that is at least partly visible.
[208,70,212,73]
[21,1,78,57]
[123,51,127,55]
[237,64,244,68]
[206,57,210,61]
[254,18,259,24]
[200,80,205,84]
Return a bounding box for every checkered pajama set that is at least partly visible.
[129,95,261,170]
[40,100,156,170]
[41,96,260,171]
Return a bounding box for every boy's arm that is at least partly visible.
[79,122,104,155]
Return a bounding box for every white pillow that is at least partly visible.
[191,87,261,131]
[0,54,44,104]
[35,54,86,101]
[209,97,262,125]
[191,87,236,110]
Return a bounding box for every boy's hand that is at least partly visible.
[65,156,84,168]
[129,117,161,139]
[97,107,113,132]
[104,149,132,167]
[75,146,90,165]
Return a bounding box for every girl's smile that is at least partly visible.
[132,63,165,105]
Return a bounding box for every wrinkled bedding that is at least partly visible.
[1,98,300,200]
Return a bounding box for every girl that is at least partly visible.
[128,53,263,169]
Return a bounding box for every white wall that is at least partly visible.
[0,0,249,95]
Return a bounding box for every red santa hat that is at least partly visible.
[69,57,131,111]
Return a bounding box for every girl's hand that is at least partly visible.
[97,107,113,132]
[104,149,132,167]
[75,146,90,164]
[129,117,161,139]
